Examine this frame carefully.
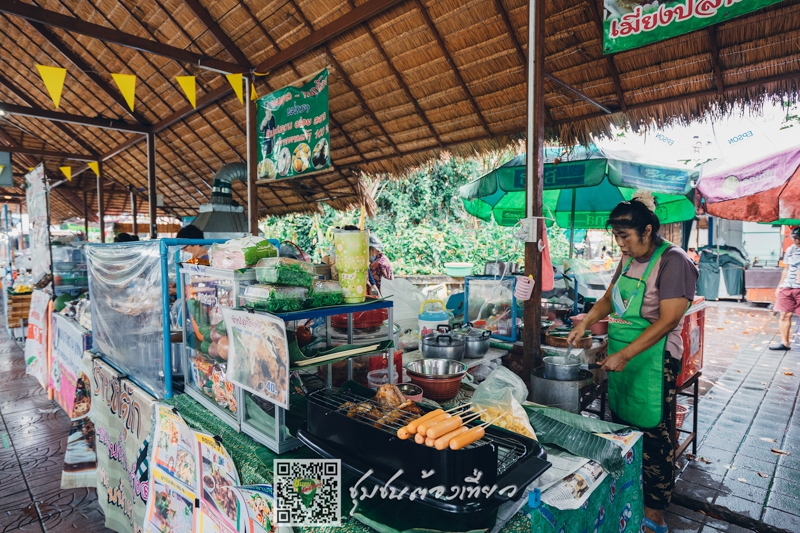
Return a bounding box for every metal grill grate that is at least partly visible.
[307,388,528,471]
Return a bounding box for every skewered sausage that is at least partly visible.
[434,426,469,450]
[425,416,463,440]
[404,409,444,435]
[414,433,426,444]
[417,413,451,437]
[449,426,485,450]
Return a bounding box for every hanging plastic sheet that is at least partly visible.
[86,241,166,397]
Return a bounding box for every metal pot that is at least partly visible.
[483,261,519,276]
[420,334,466,361]
[455,324,492,359]
[542,356,600,381]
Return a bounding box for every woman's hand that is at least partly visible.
[566,326,587,347]
[601,352,631,372]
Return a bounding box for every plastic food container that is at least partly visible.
[255,257,316,287]
[241,284,308,313]
[306,280,344,308]
[366,368,408,390]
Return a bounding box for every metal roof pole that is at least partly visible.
[97,161,105,243]
[83,188,89,239]
[523,0,546,390]
[246,80,258,236]
[131,188,138,236]
[147,132,157,239]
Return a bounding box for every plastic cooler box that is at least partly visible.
[677,297,705,387]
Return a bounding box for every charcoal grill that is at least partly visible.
[298,388,551,515]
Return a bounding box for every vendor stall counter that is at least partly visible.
[86,238,226,399]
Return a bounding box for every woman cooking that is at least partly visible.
[567,195,698,533]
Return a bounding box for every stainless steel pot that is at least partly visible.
[420,334,466,361]
[483,261,519,276]
[455,324,492,359]
[406,359,467,379]
[542,356,600,381]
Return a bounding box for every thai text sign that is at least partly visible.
[256,69,330,180]
[603,0,781,54]
[50,314,91,414]
[24,289,50,388]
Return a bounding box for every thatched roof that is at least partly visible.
[0,0,798,222]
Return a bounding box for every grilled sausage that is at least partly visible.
[417,413,451,437]
[434,426,469,450]
[425,416,463,440]
[425,436,436,447]
[405,409,444,435]
[449,426,485,450]
[397,427,411,440]
[414,432,426,445]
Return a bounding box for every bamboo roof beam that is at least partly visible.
[0,0,245,74]
[26,21,151,125]
[0,101,148,135]
[2,145,96,161]
[0,74,100,157]
[179,0,251,68]
[412,0,492,136]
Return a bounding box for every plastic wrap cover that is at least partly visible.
[86,241,166,397]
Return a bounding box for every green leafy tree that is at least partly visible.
[259,149,571,275]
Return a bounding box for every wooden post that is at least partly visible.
[245,80,259,236]
[97,160,105,243]
[147,132,157,239]
[130,187,138,236]
[522,0,546,390]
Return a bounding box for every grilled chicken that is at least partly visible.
[374,384,406,408]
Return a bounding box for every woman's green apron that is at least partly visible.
[608,241,670,429]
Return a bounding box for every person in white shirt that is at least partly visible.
[770,227,800,351]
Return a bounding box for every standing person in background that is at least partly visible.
[368,234,393,293]
[769,227,800,351]
[177,224,209,266]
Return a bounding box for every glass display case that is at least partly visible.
[180,265,256,429]
[241,301,394,454]
[52,243,89,297]
[86,238,226,399]
[464,275,519,342]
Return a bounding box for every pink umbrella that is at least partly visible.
[697,145,800,224]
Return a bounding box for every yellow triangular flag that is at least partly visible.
[0,165,4,176]
[226,73,244,104]
[111,73,137,112]
[36,65,67,109]
[250,82,259,101]
[176,76,196,108]
[88,161,100,177]
[60,166,72,181]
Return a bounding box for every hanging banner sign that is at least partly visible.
[50,314,92,415]
[91,359,156,533]
[25,164,51,282]
[255,69,330,180]
[61,351,98,490]
[24,289,50,388]
[603,0,782,54]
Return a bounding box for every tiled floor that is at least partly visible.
[669,303,800,533]
[1,303,795,533]
[0,326,112,533]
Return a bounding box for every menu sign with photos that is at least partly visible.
[222,308,289,409]
[255,69,330,180]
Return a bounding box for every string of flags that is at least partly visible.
[34,64,253,112]
[33,65,259,179]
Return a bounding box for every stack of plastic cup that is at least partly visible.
[333,229,369,303]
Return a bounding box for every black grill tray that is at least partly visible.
[299,389,551,514]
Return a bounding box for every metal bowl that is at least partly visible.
[406,359,467,380]
[397,383,423,400]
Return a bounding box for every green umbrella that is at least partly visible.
[460,147,698,229]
